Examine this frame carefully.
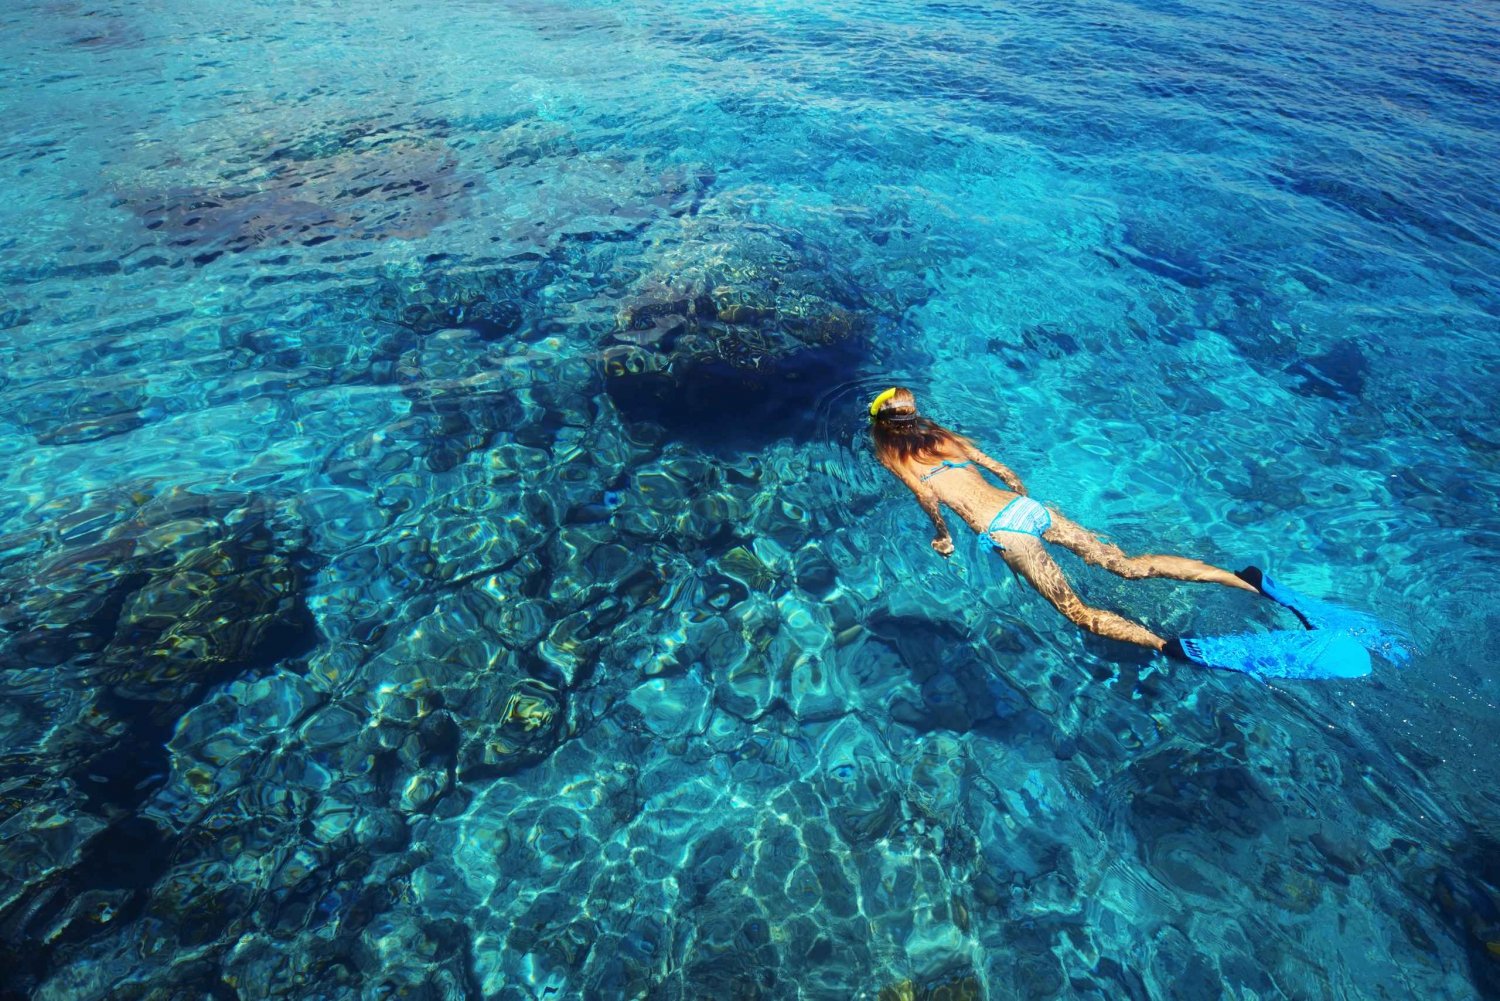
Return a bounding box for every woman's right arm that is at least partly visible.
[883,458,954,556]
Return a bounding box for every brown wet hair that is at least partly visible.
[870,387,973,464]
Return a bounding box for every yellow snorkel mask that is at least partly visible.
[869,387,898,420]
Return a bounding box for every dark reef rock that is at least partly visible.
[599,225,894,434]
[457,678,567,780]
[1429,835,1500,998]
[1108,218,1216,289]
[371,263,541,341]
[1285,337,1369,400]
[12,374,152,447]
[124,121,479,266]
[1123,744,1274,843]
[0,488,312,688]
[879,972,985,1001]
[214,256,560,430]
[0,488,316,996]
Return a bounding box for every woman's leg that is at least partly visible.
[1043,513,1256,592]
[996,536,1167,650]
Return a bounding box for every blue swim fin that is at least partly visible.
[1166,629,1372,680]
[1237,566,1412,667]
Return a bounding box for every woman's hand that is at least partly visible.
[931,537,955,558]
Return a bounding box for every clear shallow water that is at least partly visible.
[1,0,1498,997]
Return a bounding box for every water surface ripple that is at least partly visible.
[1,0,1498,998]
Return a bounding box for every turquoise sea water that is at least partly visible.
[1,0,1498,997]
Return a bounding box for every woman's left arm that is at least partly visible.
[961,442,1027,495]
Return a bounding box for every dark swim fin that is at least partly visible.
[1237,566,1411,667]
[1165,629,1372,680]
[1236,566,1311,628]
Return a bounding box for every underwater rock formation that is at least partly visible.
[215,256,559,421]
[1285,337,1369,400]
[44,2,146,51]
[124,120,479,266]
[0,489,309,670]
[0,487,314,994]
[880,972,985,1001]
[458,677,567,780]
[599,224,888,433]
[11,373,152,446]
[209,255,581,452]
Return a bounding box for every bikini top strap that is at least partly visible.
[919,458,973,481]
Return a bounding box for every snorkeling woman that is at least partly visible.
[869,386,1397,678]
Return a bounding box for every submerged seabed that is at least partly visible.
[1,0,1498,997]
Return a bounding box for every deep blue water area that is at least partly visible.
[1,0,1498,997]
